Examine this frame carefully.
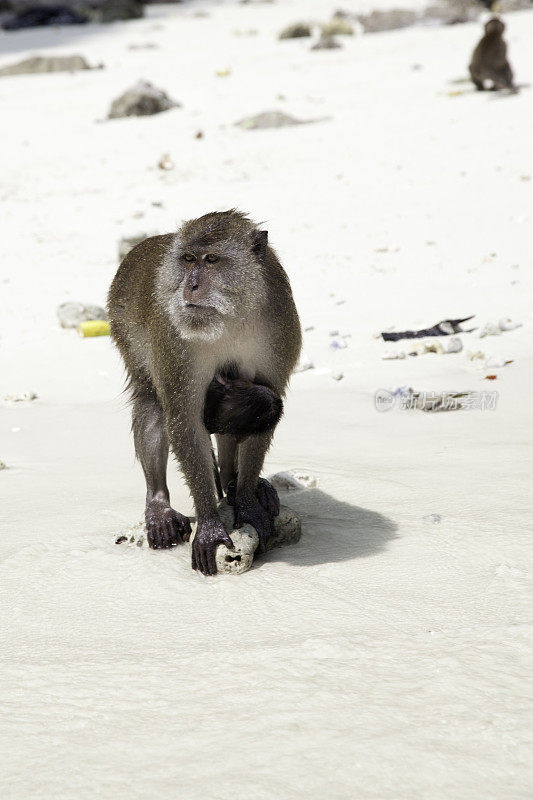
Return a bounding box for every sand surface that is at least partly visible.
[1,2,532,798]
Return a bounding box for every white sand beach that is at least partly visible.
[1,1,532,797]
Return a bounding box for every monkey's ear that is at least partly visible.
[252,230,268,263]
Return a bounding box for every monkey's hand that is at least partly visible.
[226,478,280,518]
[192,518,235,576]
[233,495,275,554]
[145,501,192,549]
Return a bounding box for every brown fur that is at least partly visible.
[469,17,516,92]
[108,210,301,574]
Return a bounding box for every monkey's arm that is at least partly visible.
[162,387,234,576]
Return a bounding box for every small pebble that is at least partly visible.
[329,339,347,350]
[158,153,174,171]
[331,371,344,381]
[115,535,127,544]
[423,514,442,524]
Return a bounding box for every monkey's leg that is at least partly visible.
[215,434,238,492]
[469,66,484,90]
[132,393,192,548]
[497,65,515,91]
[232,432,280,553]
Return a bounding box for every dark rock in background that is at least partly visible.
[0,54,93,75]
[108,80,180,119]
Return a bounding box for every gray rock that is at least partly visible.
[108,80,180,119]
[422,2,479,25]
[235,110,308,130]
[358,9,417,33]
[268,469,318,492]
[191,500,302,575]
[311,34,342,50]
[278,22,312,40]
[118,232,156,261]
[0,460,6,470]
[57,302,108,329]
[91,0,143,23]
[0,55,91,77]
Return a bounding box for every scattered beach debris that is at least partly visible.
[478,322,501,338]
[4,391,38,403]
[216,68,231,77]
[467,351,513,369]
[423,513,442,524]
[235,111,313,130]
[0,460,7,471]
[118,233,155,261]
[293,352,314,373]
[0,55,94,78]
[383,336,462,359]
[311,34,342,50]
[107,80,180,119]
[446,336,463,353]
[278,22,312,40]
[382,316,475,341]
[485,357,513,368]
[499,317,522,331]
[331,371,344,381]
[268,469,318,492]
[158,153,174,171]
[466,349,485,363]
[321,18,354,36]
[485,374,498,380]
[409,341,445,356]
[329,339,347,350]
[57,302,107,329]
[77,321,110,337]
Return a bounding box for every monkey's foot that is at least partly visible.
[192,518,235,576]
[232,494,275,554]
[145,501,192,549]
[226,478,280,518]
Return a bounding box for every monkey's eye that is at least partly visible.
[205,254,219,264]
[182,253,196,263]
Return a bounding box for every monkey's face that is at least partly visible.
[485,18,504,36]
[163,225,268,341]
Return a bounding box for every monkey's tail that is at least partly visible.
[211,444,224,501]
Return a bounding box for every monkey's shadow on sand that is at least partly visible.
[259,488,398,569]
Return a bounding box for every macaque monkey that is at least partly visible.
[469,17,516,92]
[108,210,301,575]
